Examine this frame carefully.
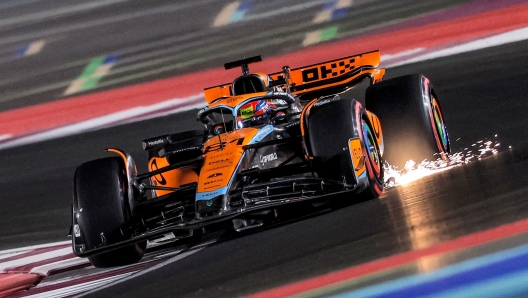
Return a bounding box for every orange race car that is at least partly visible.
[71,50,450,267]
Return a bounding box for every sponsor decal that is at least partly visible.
[301,59,355,82]
[208,158,231,165]
[239,100,269,120]
[206,165,230,172]
[209,97,226,105]
[260,152,278,166]
[226,96,242,103]
[267,91,296,103]
[208,152,233,158]
[206,200,213,207]
[148,139,165,146]
[272,91,289,97]
[240,105,254,119]
[267,91,293,99]
[172,146,201,153]
[204,185,222,190]
[204,179,223,185]
[207,172,223,179]
[143,137,169,150]
[314,99,331,107]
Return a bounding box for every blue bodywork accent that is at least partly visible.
[196,186,228,201]
[248,124,273,144]
[358,171,367,180]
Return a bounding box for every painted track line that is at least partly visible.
[0,247,72,273]
[0,94,203,150]
[385,26,528,67]
[25,272,136,298]
[0,238,217,297]
[246,217,528,298]
[74,246,207,298]
[330,243,528,298]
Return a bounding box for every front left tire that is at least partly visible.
[73,157,146,268]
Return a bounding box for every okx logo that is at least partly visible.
[301,58,355,82]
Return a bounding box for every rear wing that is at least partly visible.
[203,50,385,104]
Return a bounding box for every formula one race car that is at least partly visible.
[71,50,450,267]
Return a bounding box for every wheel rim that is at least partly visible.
[362,119,381,174]
[431,96,449,152]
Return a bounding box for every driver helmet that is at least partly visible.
[237,100,271,128]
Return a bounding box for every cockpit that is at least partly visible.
[199,55,302,137]
[198,92,299,136]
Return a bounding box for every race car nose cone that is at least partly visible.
[196,195,225,218]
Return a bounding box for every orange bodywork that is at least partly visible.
[204,84,232,104]
[197,128,259,193]
[148,157,199,197]
[148,128,262,197]
[349,138,366,178]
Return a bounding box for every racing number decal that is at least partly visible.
[349,138,366,177]
[301,59,355,82]
[203,137,244,153]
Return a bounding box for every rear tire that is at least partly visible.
[306,97,383,205]
[366,74,450,168]
[74,157,146,268]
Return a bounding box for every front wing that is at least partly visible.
[73,177,362,258]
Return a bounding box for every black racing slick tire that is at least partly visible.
[365,74,450,168]
[306,97,383,201]
[74,157,146,268]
